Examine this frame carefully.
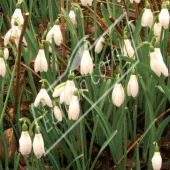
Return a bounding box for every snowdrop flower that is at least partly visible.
[64,75,75,105]
[151,143,162,170]
[54,106,62,121]
[0,57,6,77]
[46,19,63,48]
[154,22,164,40]
[130,0,140,3]
[81,43,93,75]
[68,89,80,120]
[3,47,9,60]
[4,22,27,47]
[19,123,32,156]
[11,3,24,30]
[127,72,139,97]
[69,10,77,27]
[141,3,153,27]
[123,36,135,59]
[33,126,44,159]
[53,84,66,98]
[34,44,48,72]
[159,4,170,29]
[81,0,93,6]
[95,37,105,54]
[150,46,168,77]
[154,42,169,77]
[34,83,53,107]
[112,83,125,107]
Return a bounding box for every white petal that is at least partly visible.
[159,9,170,29]
[69,11,77,25]
[60,91,65,104]
[4,48,9,60]
[53,86,65,98]
[40,51,48,72]
[34,50,41,72]
[4,29,12,46]
[54,106,62,121]
[81,0,88,6]
[43,89,53,107]
[95,37,104,53]
[130,75,139,97]
[11,8,24,28]
[142,9,153,27]
[0,58,6,77]
[152,152,162,170]
[34,89,44,107]
[150,52,161,76]
[46,25,57,42]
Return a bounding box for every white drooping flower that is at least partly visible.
[151,143,162,170]
[141,4,153,27]
[155,47,169,77]
[34,86,53,107]
[11,3,24,30]
[112,83,125,107]
[46,19,63,48]
[68,91,80,120]
[81,43,93,75]
[154,22,164,40]
[123,39,135,58]
[19,124,32,156]
[150,46,168,77]
[127,75,139,97]
[0,58,6,77]
[95,37,105,54]
[64,78,75,105]
[69,10,77,27]
[4,47,9,60]
[81,0,93,6]
[33,127,44,159]
[54,106,62,121]
[159,4,170,29]
[4,23,27,47]
[34,46,48,72]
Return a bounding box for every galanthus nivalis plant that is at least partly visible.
[34,83,53,107]
[80,42,93,75]
[46,19,63,48]
[112,82,125,107]
[95,37,105,54]
[123,35,135,58]
[33,126,45,159]
[34,44,48,72]
[68,89,80,120]
[127,70,139,97]
[141,2,153,27]
[11,2,24,30]
[159,3,170,29]
[151,143,162,170]
[19,123,32,156]
[64,74,75,105]
[150,46,168,77]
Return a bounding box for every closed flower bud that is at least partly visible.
[0,58,6,77]
[4,47,9,60]
[152,143,162,170]
[34,47,48,72]
[141,4,153,27]
[69,10,77,27]
[33,126,44,159]
[112,83,125,107]
[95,37,105,54]
[81,43,93,75]
[64,80,75,105]
[54,106,62,121]
[123,39,135,58]
[127,75,139,97]
[19,124,32,156]
[159,4,169,29]
[68,90,80,120]
[34,86,53,107]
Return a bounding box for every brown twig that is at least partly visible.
[14,13,29,113]
[113,108,170,169]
